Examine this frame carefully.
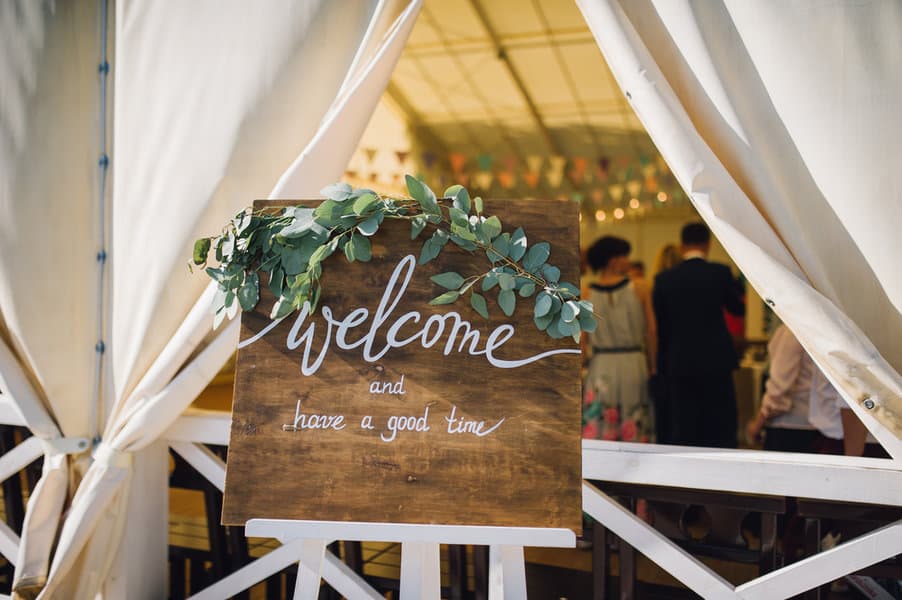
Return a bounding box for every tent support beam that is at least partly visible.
[467,0,563,157]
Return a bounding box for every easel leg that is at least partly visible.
[292,538,327,600]
[400,542,440,600]
[488,545,526,599]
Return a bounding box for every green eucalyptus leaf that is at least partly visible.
[353,234,372,262]
[534,292,553,317]
[541,264,561,283]
[474,196,484,215]
[578,303,598,333]
[451,223,477,242]
[482,272,499,291]
[445,184,471,213]
[237,274,259,311]
[406,175,440,216]
[411,215,427,239]
[320,182,354,201]
[204,266,226,283]
[519,282,536,297]
[498,273,516,291]
[523,242,551,272]
[470,292,489,319]
[534,311,555,331]
[277,208,317,239]
[509,227,527,261]
[557,281,580,299]
[482,215,502,240]
[429,290,460,305]
[281,247,306,275]
[450,234,478,251]
[561,300,580,323]
[449,207,469,227]
[269,267,285,297]
[193,238,211,265]
[357,213,381,236]
[431,271,465,290]
[419,240,440,265]
[487,234,510,263]
[308,243,333,267]
[352,193,378,215]
[498,288,516,316]
[313,199,344,227]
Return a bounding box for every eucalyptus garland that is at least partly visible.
[192,176,597,342]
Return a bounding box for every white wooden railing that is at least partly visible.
[2,402,901,598]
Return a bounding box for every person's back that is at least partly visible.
[654,258,741,375]
[652,222,744,448]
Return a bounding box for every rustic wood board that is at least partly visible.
[222,199,582,532]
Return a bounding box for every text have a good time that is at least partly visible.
[283,373,506,443]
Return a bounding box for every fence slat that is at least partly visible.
[583,482,737,599]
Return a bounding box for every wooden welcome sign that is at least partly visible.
[221,199,582,531]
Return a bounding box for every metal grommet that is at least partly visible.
[765,298,776,307]
[863,398,876,410]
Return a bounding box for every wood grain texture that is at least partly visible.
[222,199,582,532]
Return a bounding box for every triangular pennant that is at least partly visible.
[454,172,470,186]
[503,155,518,171]
[549,155,566,175]
[497,170,516,189]
[608,184,624,202]
[524,171,541,188]
[545,168,565,188]
[421,151,437,169]
[626,180,642,197]
[395,150,410,165]
[526,155,544,173]
[363,147,378,164]
[477,154,493,171]
[450,152,468,174]
[473,171,494,190]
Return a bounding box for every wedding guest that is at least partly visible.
[653,222,745,448]
[582,236,657,443]
[746,324,823,453]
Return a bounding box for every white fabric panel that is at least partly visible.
[270,0,422,198]
[577,0,902,458]
[26,1,421,596]
[0,0,100,440]
[0,2,103,594]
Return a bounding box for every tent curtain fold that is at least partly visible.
[1,0,422,597]
[576,0,902,461]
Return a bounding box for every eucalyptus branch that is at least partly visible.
[191,176,597,342]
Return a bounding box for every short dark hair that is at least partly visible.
[681,222,710,245]
[587,235,631,271]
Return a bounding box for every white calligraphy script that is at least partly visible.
[238,254,578,375]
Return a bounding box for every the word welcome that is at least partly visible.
[239,255,578,375]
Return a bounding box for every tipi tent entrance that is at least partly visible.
[1,0,900,598]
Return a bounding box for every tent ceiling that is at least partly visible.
[390,0,648,162]
[350,0,692,219]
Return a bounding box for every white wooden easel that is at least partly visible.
[246,519,576,599]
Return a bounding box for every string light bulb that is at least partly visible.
[629,198,640,209]
[595,209,606,222]
[657,191,668,202]
[614,208,625,220]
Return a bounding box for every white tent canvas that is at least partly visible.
[1,0,899,598]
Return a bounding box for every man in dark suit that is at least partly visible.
[653,222,745,448]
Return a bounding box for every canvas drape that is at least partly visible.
[0,0,421,597]
[576,0,902,460]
